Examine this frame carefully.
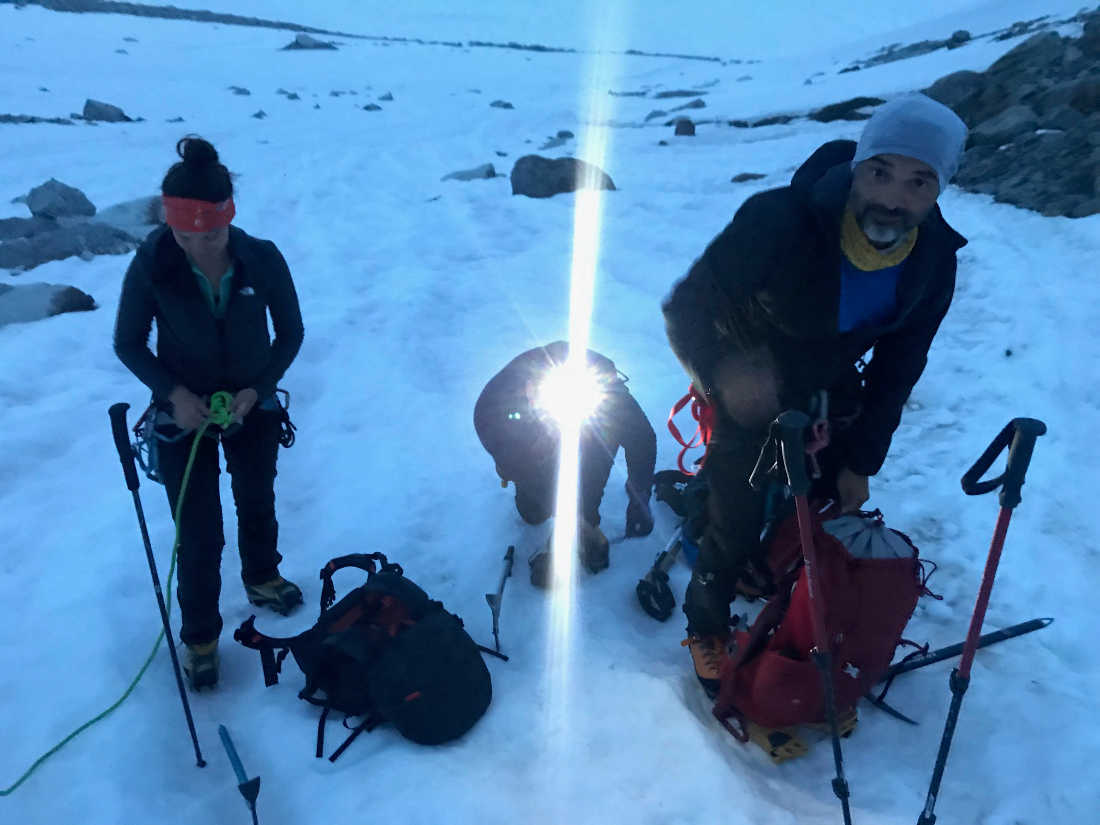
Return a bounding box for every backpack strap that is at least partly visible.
[315,707,331,758]
[319,553,403,610]
[233,615,299,686]
[327,713,384,762]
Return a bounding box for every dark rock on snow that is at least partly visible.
[26,179,96,219]
[282,33,337,50]
[510,156,616,198]
[808,96,885,123]
[82,99,132,122]
[922,15,1100,218]
[0,282,96,328]
[441,163,497,182]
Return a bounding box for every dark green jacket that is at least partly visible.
[662,140,967,475]
[114,225,303,401]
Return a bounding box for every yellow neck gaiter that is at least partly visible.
[840,208,918,272]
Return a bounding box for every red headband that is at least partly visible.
[162,196,236,232]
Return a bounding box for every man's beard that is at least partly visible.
[856,204,918,249]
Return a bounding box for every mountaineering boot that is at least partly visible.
[682,633,727,698]
[245,575,303,615]
[529,544,553,588]
[578,521,610,574]
[184,640,219,690]
[529,521,610,587]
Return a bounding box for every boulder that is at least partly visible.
[924,70,986,110]
[970,105,1039,147]
[25,179,96,219]
[0,216,56,242]
[441,163,496,182]
[752,114,796,127]
[82,99,132,122]
[808,96,884,123]
[947,30,971,49]
[987,32,1065,82]
[653,90,706,99]
[509,156,616,198]
[1039,105,1085,131]
[95,195,163,238]
[674,119,695,136]
[1070,79,1100,115]
[282,34,337,50]
[0,282,96,328]
[1080,17,1100,58]
[670,98,706,112]
[0,223,139,271]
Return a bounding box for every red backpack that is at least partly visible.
[714,508,934,735]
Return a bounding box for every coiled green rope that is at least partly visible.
[1,391,236,796]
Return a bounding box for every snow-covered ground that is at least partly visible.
[1,1,1096,823]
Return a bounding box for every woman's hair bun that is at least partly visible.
[177,135,219,167]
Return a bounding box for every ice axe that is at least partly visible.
[750,410,852,825]
[485,545,515,653]
[635,526,684,621]
[218,725,261,825]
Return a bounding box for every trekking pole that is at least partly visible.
[753,410,852,825]
[916,418,1046,825]
[218,725,261,825]
[485,545,515,653]
[108,402,206,768]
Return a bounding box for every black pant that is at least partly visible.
[159,409,283,646]
[683,413,849,636]
[512,435,615,528]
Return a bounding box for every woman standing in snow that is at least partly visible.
[114,136,305,689]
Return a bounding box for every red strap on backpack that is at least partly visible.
[668,385,715,475]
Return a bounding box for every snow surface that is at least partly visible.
[1,1,1097,824]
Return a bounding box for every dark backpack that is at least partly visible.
[234,553,497,760]
[713,508,935,735]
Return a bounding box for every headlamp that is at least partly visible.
[535,364,607,425]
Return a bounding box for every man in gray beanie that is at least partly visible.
[662,93,968,725]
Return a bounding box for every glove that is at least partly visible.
[625,495,654,538]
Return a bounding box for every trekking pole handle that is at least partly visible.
[108,402,140,492]
[776,410,812,496]
[961,418,1047,509]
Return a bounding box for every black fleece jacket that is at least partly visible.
[474,342,657,501]
[114,225,304,401]
[662,140,967,475]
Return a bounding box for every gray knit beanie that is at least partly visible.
[851,94,968,193]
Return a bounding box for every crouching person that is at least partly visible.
[474,341,657,586]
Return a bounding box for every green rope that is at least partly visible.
[0,391,236,796]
